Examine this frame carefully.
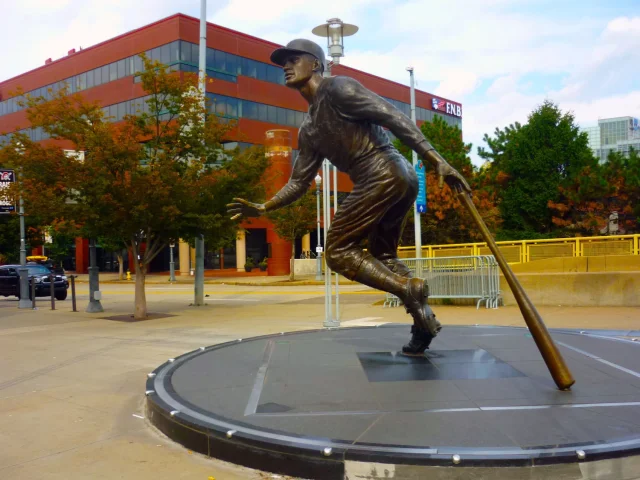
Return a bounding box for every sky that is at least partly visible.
[2,0,640,165]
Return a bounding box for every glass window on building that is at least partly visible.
[227,97,238,118]
[100,65,109,84]
[246,59,258,78]
[117,102,126,121]
[214,97,226,117]
[179,41,191,63]
[297,111,306,127]
[243,100,257,119]
[267,105,277,123]
[206,48,215,70]
[267,65,280,84]
[109,62,118,82]
[78,72,87,91]
[226,54,237,76]
[191,43,199,65]
[160,44,171,65]
[214,50,226,72]
[258,103,268,122]
[149,47,160,62]
[117,59,126,79]
[256,62,267,81]
[92,68,101,87]
[286,109,296,127]
[134,55,144,74]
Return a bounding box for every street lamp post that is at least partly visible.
[18,179,30,309]
[314,174,322,280]
[313,18,358,328]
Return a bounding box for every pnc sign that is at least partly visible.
[432,97,462,118]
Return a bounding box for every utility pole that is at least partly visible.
[194,0,207,306]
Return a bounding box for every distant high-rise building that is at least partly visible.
[582,117,640,163]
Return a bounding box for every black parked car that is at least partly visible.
[0,264,69,300]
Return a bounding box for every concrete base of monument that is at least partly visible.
[145,325,640,480]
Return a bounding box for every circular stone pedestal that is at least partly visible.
[146,325,640,480]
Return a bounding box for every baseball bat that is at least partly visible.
[457,190,575,390]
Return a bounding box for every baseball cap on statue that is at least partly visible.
[270,39,326,72]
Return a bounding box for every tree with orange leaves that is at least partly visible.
[549,149,640,235]
[0,56,268,318]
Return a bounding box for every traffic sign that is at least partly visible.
[415,162,426,214]
[0,169,16,214]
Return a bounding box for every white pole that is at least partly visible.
[333,165,340,323]
[323,160,331,326]
[408,67,422,260]
[315,177,322,280]
[194,0,207,306]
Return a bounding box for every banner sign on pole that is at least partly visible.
[0,169,16,214]
[415,162,427,214]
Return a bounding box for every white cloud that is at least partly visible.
[435,69,479,99]
[486,74,520,98]
[604,16,640,36]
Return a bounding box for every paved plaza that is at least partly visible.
[1,281,639,479]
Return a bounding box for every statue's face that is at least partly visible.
[283,54,317,88]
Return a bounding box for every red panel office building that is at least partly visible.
[0,14,462,276]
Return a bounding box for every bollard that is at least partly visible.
[70,275,77,312]
[50,274,55,310]
[30,276,37,309]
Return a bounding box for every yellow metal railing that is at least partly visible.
[397,234,640,264]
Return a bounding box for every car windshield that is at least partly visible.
[26,265,52,275]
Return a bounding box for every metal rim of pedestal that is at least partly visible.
[145,326,640,479]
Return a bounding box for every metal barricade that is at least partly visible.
[383,292,402,308]
[386,255,501,309]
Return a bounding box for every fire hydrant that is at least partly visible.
[126,270,131,281]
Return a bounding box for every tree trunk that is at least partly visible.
[117,253,124,281]
[132,244,147,320]
[290,239,295,281]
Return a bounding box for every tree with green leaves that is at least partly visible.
[395,115,501,245]
[0,56,268,318]
[266,190,317,280]
[479,100,596,240]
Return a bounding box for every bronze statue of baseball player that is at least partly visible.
[228,39,471,355]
